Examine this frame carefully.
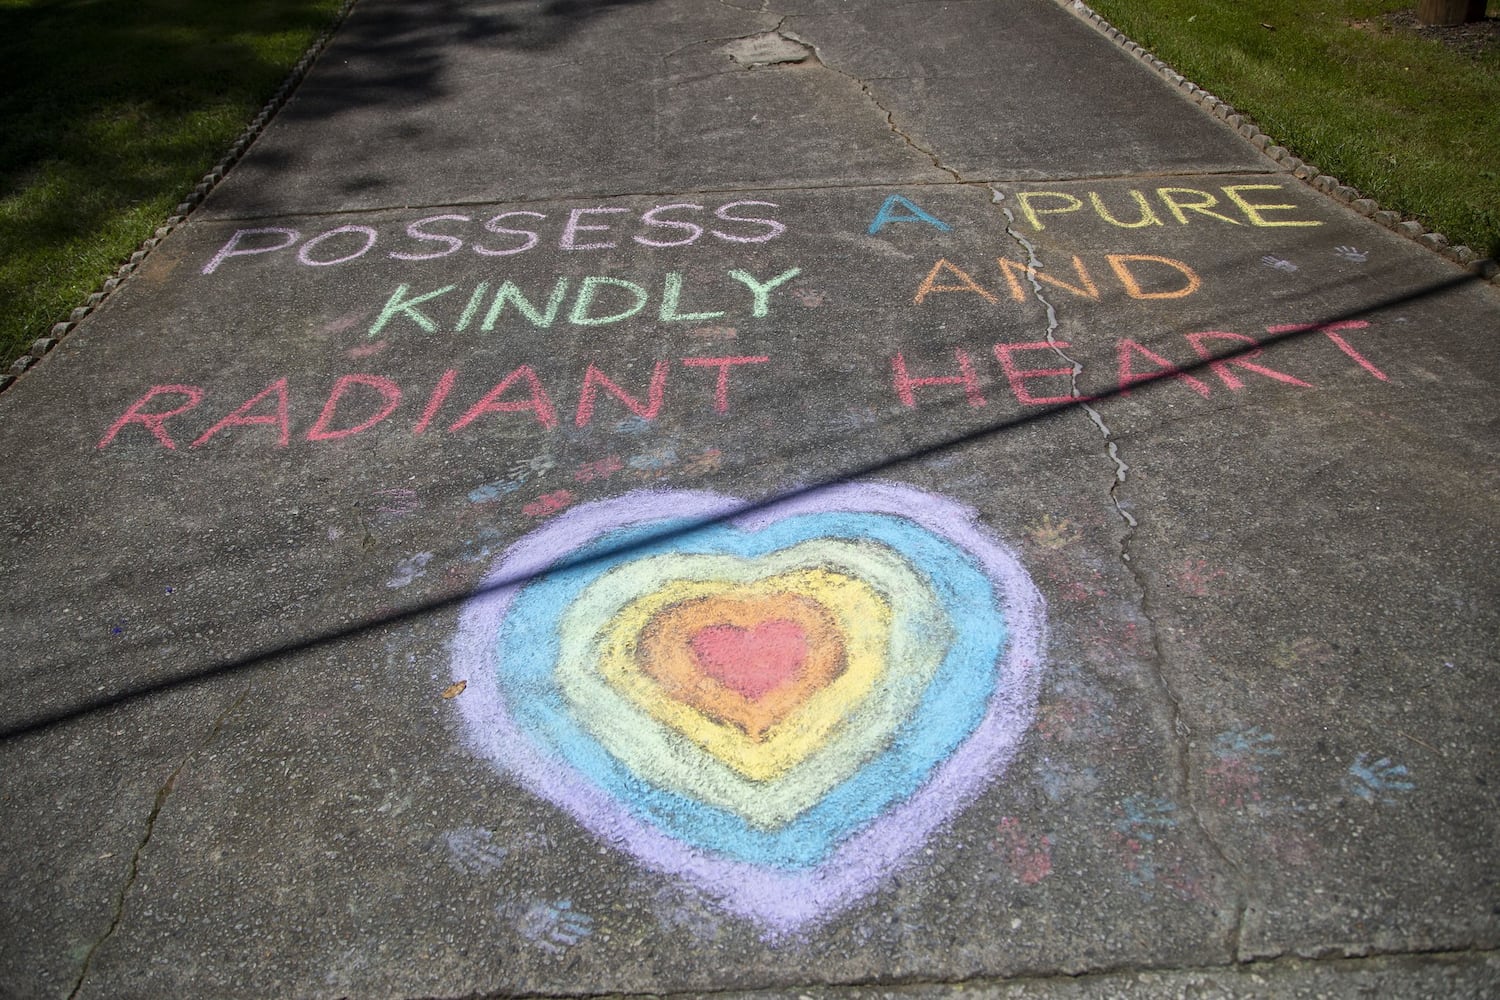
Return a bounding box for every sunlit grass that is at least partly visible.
[0,0,343,369]
[1087,0,1500,256]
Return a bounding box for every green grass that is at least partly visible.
[1086,0,1500,257]
[0,0,344,370]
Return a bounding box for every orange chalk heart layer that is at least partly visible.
[637,593,846,741]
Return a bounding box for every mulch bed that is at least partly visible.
[1381,9,1500,60]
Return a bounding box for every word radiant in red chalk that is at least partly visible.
[891,321,1385,409]
[200,201,788,274]
[96,358,770,451]
[367,268,801,339]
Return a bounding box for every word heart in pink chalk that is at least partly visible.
[689,620,810,701]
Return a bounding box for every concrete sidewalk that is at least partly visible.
[2,0,1497,996]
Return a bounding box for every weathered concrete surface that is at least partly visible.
[735,951,1500,996]
[1,0,1497,997]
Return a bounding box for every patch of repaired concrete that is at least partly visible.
[721,31,817,68]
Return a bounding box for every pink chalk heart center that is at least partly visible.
[689,620,810,701]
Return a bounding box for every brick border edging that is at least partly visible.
[1056,0,1500,285]
[0,0,362,395]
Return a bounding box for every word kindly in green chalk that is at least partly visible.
[365,268,802,338]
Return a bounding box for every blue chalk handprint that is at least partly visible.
[1346,753,1414,804]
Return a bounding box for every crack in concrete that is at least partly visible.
[659,17,782,65]
[988,183,1250,965]
[66,687,251,1000]
[659,17,1263,959]
[778,25,965,184]
[989,187,1131,516]
[1121,513,1251,963]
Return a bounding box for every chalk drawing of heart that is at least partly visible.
[450,483,1047,933]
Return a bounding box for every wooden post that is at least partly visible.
[1417,0,1475,25]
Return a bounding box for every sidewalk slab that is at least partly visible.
[201,0,1264,220]
[1,1,1497,997]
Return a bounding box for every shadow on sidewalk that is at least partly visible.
[0,268,1481,742]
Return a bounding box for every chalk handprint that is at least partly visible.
[1346,753,1414,804]
[514,898,594,954]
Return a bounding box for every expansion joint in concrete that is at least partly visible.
[447,946,1500,998]
[65,687,251,1000]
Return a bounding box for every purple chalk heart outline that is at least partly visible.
[451,483,1046,933]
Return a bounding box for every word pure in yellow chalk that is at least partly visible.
[1006,185,1322,231]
